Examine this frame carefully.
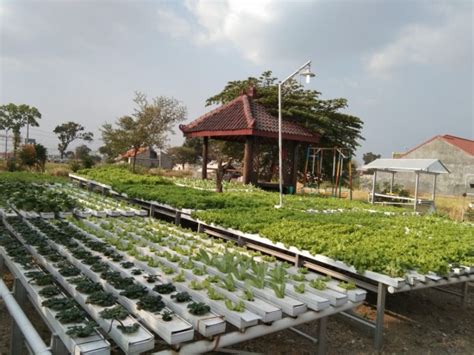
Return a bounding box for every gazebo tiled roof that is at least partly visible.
[179,93,319,143]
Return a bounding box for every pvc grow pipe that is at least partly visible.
[0,279,51,355]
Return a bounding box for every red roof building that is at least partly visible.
[400,134,474,157]
[180,89,320,186]
[396,134,474,195]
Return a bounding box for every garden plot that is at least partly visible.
[0,230,111,355]
[2,217,155,354]
[73,216,363,319]
[51,184,148,217]
[23,217,195,345]
[0,211,365,353]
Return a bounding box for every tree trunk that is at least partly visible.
[216,158,224,193]
[4,129,8,159]
[13,130,21,154]
[132,148,138,173]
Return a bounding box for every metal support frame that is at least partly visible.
[414,172,420,212]
[461,282,469,307]
[433,282,469,308]
[371,170,377,204]
[374,283,387,351]
[175,211,181,225]
[10,279,27,355]
[390,172,395,193]
[50,334,69,355]
[317,317,328,354]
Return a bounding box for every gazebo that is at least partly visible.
[179,88,320,190]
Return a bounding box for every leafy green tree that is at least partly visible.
[0,103,41,153]
[206,71,364,181]
[18,143,48,171]
[54,121,93,159]
[19,144,37,169]
[207,71,364,153]
[34,143,48,172]
[167,146,196,169]
[101,92,187,172]
[362,152,381,165]
[74,144,97,169]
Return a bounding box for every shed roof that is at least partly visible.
[179,93,319,143]
[359,158,450,174]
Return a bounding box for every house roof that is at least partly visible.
[119,147,149,158]
[179,92,320,143]
[401,134,474,157]
[359,158,450,174]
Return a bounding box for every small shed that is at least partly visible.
[179,88,320,190]
[359,158,450,211]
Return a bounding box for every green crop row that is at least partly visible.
[77,166,474,277]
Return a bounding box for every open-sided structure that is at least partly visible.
[179,89,320,190]
[359,158,450,211]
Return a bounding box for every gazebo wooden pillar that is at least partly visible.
[202,137,208,180]
[243,137,255,184]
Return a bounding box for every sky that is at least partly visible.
[0,0,472,160]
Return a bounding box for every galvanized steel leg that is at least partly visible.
[317,316,328,355]
[51,334,68,355]
[461,282,469,308]
[10,279,27,355]
[175,212,181,225]
[374,283,386,351]
[0,254,5,274]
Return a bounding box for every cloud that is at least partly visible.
[367,5,472,77]
[155,0,277,63]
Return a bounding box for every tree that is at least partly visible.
[75,144,91,161]
[34,144,47,172]
[18,143,47,172]
[53,121,93,159]
[207,72,364,181]
[19,144,36,169]
[167,146,196,169]
[207,71,364,153]
[0,103,41,154]
[363,152,381,165]
[101,92,187,172]
[74,144,97,169]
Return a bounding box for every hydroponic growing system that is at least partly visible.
[0,183,366,354]
[0,172,472,354]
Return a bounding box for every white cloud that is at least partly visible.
[156,0,277,63]
[367,7,472,77]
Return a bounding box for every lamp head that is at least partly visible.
[300,66,315,84]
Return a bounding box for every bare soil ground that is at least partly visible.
[1,269,472,355]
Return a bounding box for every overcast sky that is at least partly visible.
[1,0,472,159]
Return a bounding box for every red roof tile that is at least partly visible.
[401,134,474,157]
[442,135,474,156]
[180,94,319,143]
[120,147,149,158]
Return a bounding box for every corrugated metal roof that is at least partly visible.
[360,159,450,174]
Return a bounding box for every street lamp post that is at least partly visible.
[276,60,315,208]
